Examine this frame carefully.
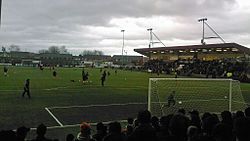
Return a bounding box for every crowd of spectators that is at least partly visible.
[1,107,250,141]
[143,59,250,82]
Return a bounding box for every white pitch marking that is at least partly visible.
[45,107,64,127]
[48,102,147,110]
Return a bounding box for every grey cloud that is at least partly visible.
[0,0,248,55]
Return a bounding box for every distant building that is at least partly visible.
[78,55,112,62]
[0,51,37,65]
[0,50,148,67]
[38,53,73,66]
[112,55,144,66]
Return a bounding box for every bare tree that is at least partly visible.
[8,44,21,52]
[59,46,69,54]
[80,50,104,56]
[48,46,60,54]
[39,46,69,54]
[38,49,49,54]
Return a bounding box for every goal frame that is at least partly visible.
[148,78,234,113]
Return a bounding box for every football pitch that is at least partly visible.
[0,66,162,130]
[0,66,250,132]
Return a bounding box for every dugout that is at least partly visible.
[134,43,250,61]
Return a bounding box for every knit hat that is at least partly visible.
[80,122,91,132]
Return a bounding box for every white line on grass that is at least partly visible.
[152,98,228,104]
[48,102,147,110]
[45,107,64,127]
[39,99,248,131]
[149,78,234,81]
[232,100,250,105]
[44,86,71,91]
[0,90,21,92]
[28,119,128,131]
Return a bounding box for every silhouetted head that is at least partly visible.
[37,124,47,136]
[151,116,160,130]
[137,110,151,124]
[66,134,74,141]
[108,122,121,134]
[245,107,250,117]
[189,110,199,116]
[16,126,30,140]
[160,114,173,128]
[202,115,219,135]
[169,114,189,138]
[127,118,134,125]
[236,111,245,118]
[151,116,159,125]
[201,112,212,122]
[96,122,105,131]
[221,111,232,121]
[134,119,139,127]
[178,108,186,115]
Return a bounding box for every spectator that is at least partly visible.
[212,123,232,141]
[66,134,74,141]
[16,126,30,141]
[103,121,125,141]
[133,119,139,128]
[125,118,134,136]
[189,110,201,130]
[2,107,250,141]
[151,116,160,132]
[92,122,107,141]
[201,112,212,123]
[0,130,17,141]
[128,110,157,141]
[31,123,52,141]
[202,115,219,136]
[76,122,92,141]
[157,115,173,141]
[169,114,190,141]
[244,107,250,117]
[235,111,245,118]
[187,126,199,141]
[221,111,233,129]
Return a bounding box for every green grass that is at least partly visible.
[0,66,250,140]
[0,66,168,129]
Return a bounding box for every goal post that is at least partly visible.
[148,78,247,117]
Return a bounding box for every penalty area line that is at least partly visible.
[45,107,64,127]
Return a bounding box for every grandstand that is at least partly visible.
[134,43,250,61]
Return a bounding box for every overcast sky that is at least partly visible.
[0,0,249,55]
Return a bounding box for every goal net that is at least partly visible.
[148,78,247,117]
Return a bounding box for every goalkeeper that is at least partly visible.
[167,91,176,107]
